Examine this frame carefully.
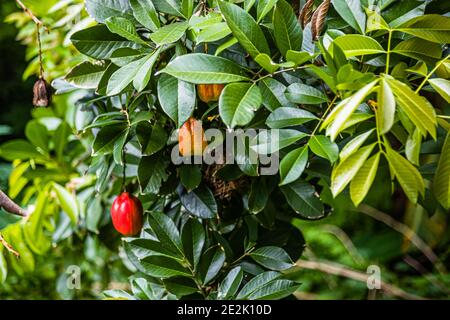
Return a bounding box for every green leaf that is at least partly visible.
[405,128,422,166]
[125,238,180,260]
[53,183,79,224]
[106,17,148,45]
[280,180,325,219]
[333,35,385,57]
[279,146,308,186]
[181,218,205,269]
[339,129,374,162]
[429,78,450,103]
[250,246,292,271]
[286,50,314,66]
[219,1,270,59]
[164,277,199,297]
[331,143,376,197]
[393,38,442,62]
[179,185,218,219]
[23,190,51,255]
[286,83,328,104]
[259,78,296,111]
[147,212,184,258]
[157,74,195,128]
[179,165,202,191]
[377,78,396,134]
[309,135,339,163]
[218,267,243,300]
[434,132,450,209]
[85,0,134,23]
[141,256,190,278]
[152,0,184,17]
[92,123,129,156]
[237,271,280,299]
[252,129,308,154]
[64,61,106,89]
[199,246,226,285]
[266,107,318,129]
[106,55,146,95]
[322,80,378,141]
[110,48,145,67]
[257,0,278,22]
[385,147,424,203]
[0,140,43,161]
[247,279,300,300]
[137,121,167,156]
[161,53,250,84]
[332,0,366,34]
[254,54,281,73]
[196,23,231,44]
[130,0,160,32]
[133,48,161,91]
[71,25,139,60]
[150,22,188,45]
[272,0,302,57]
[350,153,380,206]
[397,14,450,44]
[138,154,169,194]
[0,251,7,283]
[219,83,262,129]
[386,77,436,139]
[54,122,71,162]
[25,120,48,153]
[248,177,274,214]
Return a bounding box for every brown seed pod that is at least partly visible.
[32,78,52,107]
[197,84,225,103]
[299,0,315,28]
[311,0,331,41]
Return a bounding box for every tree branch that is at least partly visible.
[0,189,28,217]
[357,204,447,275]
[295,259,426,300]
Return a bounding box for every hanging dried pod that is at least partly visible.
[311,0,331,41]
[299,0,315,28]
[32,77,51,107]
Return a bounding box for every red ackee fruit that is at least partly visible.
[110,192,143,236]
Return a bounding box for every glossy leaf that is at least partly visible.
[266,107,317,129]
[272,0,302,57]
[280,180,325,219]
[286,83,328,104]
[350,153,380,206]
[219,1,270,59]
[434,132,450,209]
[331,143,376,197]
[309,135,339,163]
[161,53,249,84]
[250,246,292,271]
[157,74,195,128]
[219,83,262,128]
[279,146,308,186]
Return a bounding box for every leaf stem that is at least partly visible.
[310,95,338,138]
[415,54,450,94]
[254,65,307,83]
[385,29,393,74]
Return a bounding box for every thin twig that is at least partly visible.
[357,204,447,275]
[15,0,48,31]
[320,224,365,265]
[295,259,426,300]
[0,189,28,217]
[0,233,20,257]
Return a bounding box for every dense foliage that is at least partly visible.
[1,0,450,300]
